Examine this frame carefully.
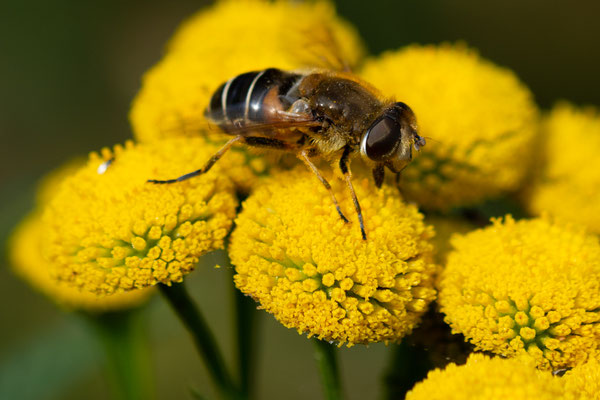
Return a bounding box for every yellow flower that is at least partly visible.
[563,357,600,400]
[35,157,84,205]
[130,0,364,143]
[405,353,563,400]
[10,212,153,312]
[438,216,600,370]
[229,168,437,345]
[526,103,600,233]
[360,44,539,210]
[43,137,238,295]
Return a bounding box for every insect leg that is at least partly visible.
[298,150,349,224]
[148,136,242,184]
[241,136,294,150]
[339,146,367,241]
[372,164,385,188]
[395,172,402,196]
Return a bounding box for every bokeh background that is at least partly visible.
[1,1,599,399]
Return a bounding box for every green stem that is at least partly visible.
[313,339,342,400]
[159,282,240,400]
[383,341,432,400]
[233,283,257,398]
[85,309,154,400]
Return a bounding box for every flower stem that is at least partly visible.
[233,278,257,398]
[85,309,154,400]
[313,339,342,400]
[159,282,240,400]
[383,341,432,399]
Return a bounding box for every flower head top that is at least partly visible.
[44,137,239,295]
[230,168,437,345]
[406,353,563,400]
[130,0,363,143]
[360,44,539,210]
[438,215,600,370]
[527,103,600,233]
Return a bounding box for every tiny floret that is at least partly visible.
[229,168,437,345]
[10,212,153,312]
[405,353,563,400]
[43,137,238,295]
[563,357,600,400]
[438,216,600,370]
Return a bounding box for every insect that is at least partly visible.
[148,68,425,240]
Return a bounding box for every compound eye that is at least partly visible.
[364,117,400,161]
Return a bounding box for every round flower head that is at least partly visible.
[438,216,600,370]
[130,0,364,143]
[563,357,600,400]
[43,137,238,295]
[229,168,437,345]
[360,44,539,210]
[10,212,152,312]
[405,353,563,400]
[526,103,600,234]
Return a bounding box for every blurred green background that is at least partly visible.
[1,1,599,399]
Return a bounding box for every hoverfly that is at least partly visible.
[149,68,425,240]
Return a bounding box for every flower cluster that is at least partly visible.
[230,168,437,345]
[43,137,238,295]
[10,1,600,397]
[438,215,600,370]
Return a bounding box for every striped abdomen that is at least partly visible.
[205,68,303,131]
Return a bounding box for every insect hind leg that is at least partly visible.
[147,136,241,184]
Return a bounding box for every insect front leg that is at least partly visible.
[298,150,349,224]
[340,146,367,241]
[372,164,385,188]
[147,136,242,184]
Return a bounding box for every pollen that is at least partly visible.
[438,215,600,370]
[229,168,437,345]
[360,43,539,210]
[526,103,600,234]
[42,137,238,295]
[405,354,563,400]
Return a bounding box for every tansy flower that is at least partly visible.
[229,168,437,345]
[405,353,563,400]
[526,103,600,234]
[130,0,363,143]
[438,216,600,370]
[563,357,600,400]
[43,137,238,295]
[360,44,539,210]
[10,212,152,312]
